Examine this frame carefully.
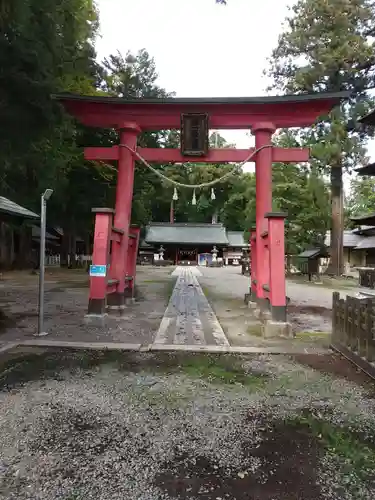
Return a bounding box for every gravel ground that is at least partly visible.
[0,267,174,344]
[1,349,375,499]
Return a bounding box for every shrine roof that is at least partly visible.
[355,163,375,176]
[226,231,249,248]
[350,213,375,226]
[359,109,375,126]
[53,91,350,130]
[298,248,328,259]
[354,236,375,250]
[0,196,39,219]
[324,230,363,248]
[145,223,229,245]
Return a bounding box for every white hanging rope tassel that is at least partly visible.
[172,187,178,201]
[211,188,216,200]
[192,189,197,205]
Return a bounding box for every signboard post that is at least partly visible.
[36,188,53,337]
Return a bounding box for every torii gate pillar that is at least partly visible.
[253,122,276,310]
[107,122,140,308]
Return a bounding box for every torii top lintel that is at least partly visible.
[53,91,349,131]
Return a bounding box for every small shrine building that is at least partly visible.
[144,222,248,266]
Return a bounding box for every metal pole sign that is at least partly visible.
[36,189,53,336]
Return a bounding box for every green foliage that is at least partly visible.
[1,0,367,264]
[0,0,100,227]
[267,0,375,265]
[347,175,375,216]
[267,0,375,171]
[288,413,375,494]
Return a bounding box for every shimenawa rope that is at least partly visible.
[120,143,273,202]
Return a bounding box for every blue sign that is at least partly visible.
[89,265,107,277]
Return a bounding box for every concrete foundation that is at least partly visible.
[84,313,108,327]
[107,304,126,313]
[248,301,259,312]
[262,320,293,339]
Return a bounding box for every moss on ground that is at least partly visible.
[163,278,177,301]
[177,354,268,388]
[0,350,268,391]
[286,412,375,493]
[246,324,263,337]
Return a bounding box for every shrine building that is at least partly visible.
[143,222,248,265]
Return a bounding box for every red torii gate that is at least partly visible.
[54,92,347,323]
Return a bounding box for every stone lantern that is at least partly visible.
[211,245,218,264]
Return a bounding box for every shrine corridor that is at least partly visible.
[153,266,230,347]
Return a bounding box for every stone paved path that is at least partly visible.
[153,266,230,347]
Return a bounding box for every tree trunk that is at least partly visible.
[60,230,69,267]
[61,227,75,267]
[329,166,344,276]
[69,233,77,268]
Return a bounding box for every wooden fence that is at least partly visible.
[45,254,92,267]
[331,291,375,378]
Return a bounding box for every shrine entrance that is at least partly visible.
[178,248,198,266]
[55,92,348,325]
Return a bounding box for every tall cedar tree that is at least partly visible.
[267,0,375,274]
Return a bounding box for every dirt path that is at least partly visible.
[197,267,353,346]
[0,265,361,350]
[0,349,374,499]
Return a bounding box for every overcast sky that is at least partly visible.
[95,0,374,171]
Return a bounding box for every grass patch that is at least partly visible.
[296,331,328,337]
[289,276,358,290]
[287,412,375,492]
[246,324,263,337]
[0,350,267,392]
[294,331,331,346]
[177,354,268,388]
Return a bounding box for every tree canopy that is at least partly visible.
[2,0,368,266]
[266,0,375,273]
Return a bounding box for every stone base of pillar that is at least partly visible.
[262,320,293,338]
[258,308,272,322]
[84,313,108,327]
[248,301,259,312]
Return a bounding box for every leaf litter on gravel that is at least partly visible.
[0,350,375,499]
